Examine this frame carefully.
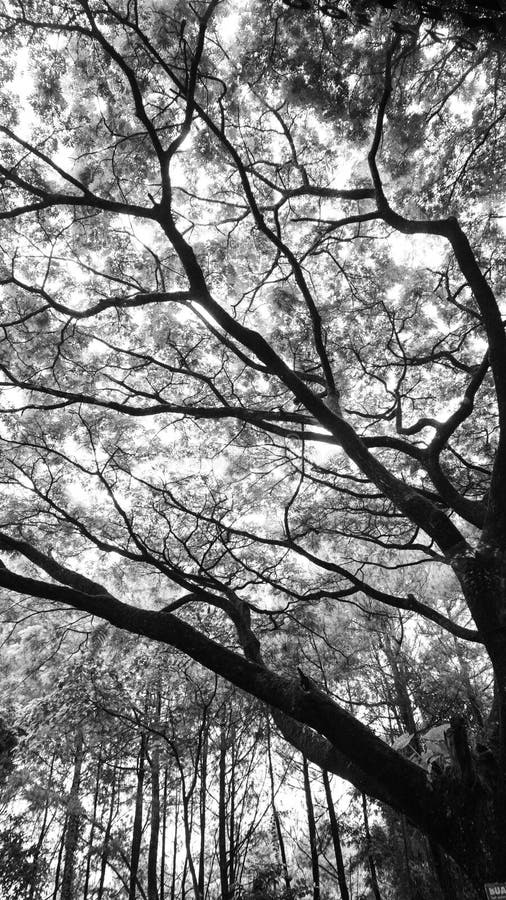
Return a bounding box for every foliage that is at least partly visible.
[0,0,505,891]
[0,716,17,783]
[0,821,40,900]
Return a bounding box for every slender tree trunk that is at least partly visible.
[181,784,199,899]
[170,787,179,900]
[361,793,382,900]
[322,770,349,900]
[83,748,102,900]
[148,744,161,900]
[302,756,320,900]
[170,699,209,900]
[160,766,169,900]
[218,723,229,900]
[30,748,56,900]
[267,721,293,900]
[129,732,147,900]
[181,857,188,900]
[53,814,68,900]
[148,689,162,900]
[198,727,208,900]
[382,634,417,739]
[228,722,236,900]
[97,768,117,900]
[60,728,84,900]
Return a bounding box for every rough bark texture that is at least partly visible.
[303,757,320,900]
[129,733,146,900]
[218,724,230,900]
[60,728,84,900]
[362,794,383,900]
[323,771,350,900]
[148,746,160,900]
[268,727,294,900]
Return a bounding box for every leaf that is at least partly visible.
[392,732,414,750]
[90,623,110,654]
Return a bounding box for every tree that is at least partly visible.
[283,0,506,38]
[0,717,17,784]
[0,822,39,900]
[0,0,505,892]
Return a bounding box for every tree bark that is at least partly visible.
[160,766,169,900]
[302,756,320,900]
[53,813,67,900]
[30,748,56,900]
[148,745,161,900]
[170,787,179,900]
[361,794,382,900]
[97,767,117,899]
[83,748,102,900]
[400,814,415,900]
[322,770,349,900]
[60,728,84,900]
[180,775,199,899]
[129,732,147,900]
[228,720,237,900]
[218,723,230,900]
[381,625,456,898]
[198,726,208,900]
[267,723,294,900]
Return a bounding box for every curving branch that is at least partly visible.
[368,36,506,547]
[0,556,462,854]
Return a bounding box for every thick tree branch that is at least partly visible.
[0,559,457,847]
[368,37,506,547]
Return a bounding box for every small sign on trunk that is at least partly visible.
[485,885,506,899]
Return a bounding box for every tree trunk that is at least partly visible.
[198,726,208,900]
[400,814,415,900]
[382,626,455,899]
[83,748,102,900]
[129,732,147,900]
[302,756,320,900]
[170,787,179,900]
[30,748,56,900]
[381,633,418,742]
[97,767,117,900]
[218,723,229,900]
[453,554,506,886]
[228,720,237,900]
[428,838,461,900]
[181,780,199,899]
[60,727,84,900]
[267,723,294,900]
[361,793,382,900]
[181,858,188,900]
[452,634,484,728]
[322,770,349,900]
[160,766,169,900]
[53,813,67,900]
[148,744,161,900]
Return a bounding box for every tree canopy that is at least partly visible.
[0,0,505,893]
